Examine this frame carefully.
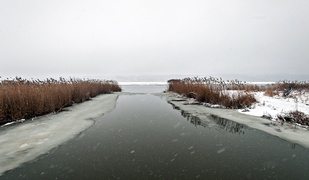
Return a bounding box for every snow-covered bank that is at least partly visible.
[157,92,309,149]
[238,91,309,122]
[0,93,119,176]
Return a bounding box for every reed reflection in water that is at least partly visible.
[210,114,246,135]
[169,102,246,134]
[3,93,309,179]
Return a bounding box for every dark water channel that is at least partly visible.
[2,86,309,179]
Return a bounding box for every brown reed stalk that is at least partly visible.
[263,81,309,97]
[167,77,257,109]
[0,77,121,125]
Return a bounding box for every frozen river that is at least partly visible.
[2,85,309,179]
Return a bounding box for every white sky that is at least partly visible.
[0,0,308,79]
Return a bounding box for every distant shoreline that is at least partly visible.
[119,82,168,85]
[118,81,276,86]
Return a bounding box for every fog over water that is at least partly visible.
[1,0,308,81]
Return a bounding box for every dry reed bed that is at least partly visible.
[167,77,257,109]
[264,80,309,97]
[0,77,121,125]
[263,80,309,125]
[168,77,309,126]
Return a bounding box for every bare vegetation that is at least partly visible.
[168,77,309,126]
[0,77,121,125]
[167,77,257,109]
[267,81,309,127]
[276,80,309,91]
[277,110,309,126]
[264,80,309,97]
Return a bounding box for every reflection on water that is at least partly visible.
[182,110,203,128]
[210,114,246,134]
[2,93,309,179]
[169,102,205,128]
[169,102,245,134]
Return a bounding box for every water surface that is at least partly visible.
[121,84,167,93]
[2,86,309,179]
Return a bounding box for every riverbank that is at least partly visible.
[157,92,309,149]
[0,77,121,125]
[0,93,119,176]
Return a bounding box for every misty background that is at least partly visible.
[1,0,308,82]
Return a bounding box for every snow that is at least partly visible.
[1,119,25,127]
[158,92,309,149]
[1,86,308,176]
[238,91,309,121]
[119,81,274,86]
[0,93,119,176]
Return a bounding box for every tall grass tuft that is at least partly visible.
[167,77,257,109]
[0,77,121,125]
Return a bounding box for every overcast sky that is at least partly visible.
[0,0,308,80]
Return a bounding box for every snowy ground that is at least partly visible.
[1,85,308,176]
[238,91,309,128]
[0,93,119,176]
[157,92,309,149]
